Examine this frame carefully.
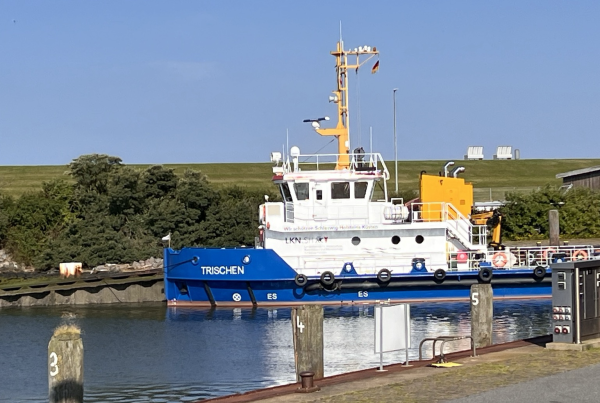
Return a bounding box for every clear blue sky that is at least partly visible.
[1,1,599,165]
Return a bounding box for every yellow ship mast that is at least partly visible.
[316,41,379,170]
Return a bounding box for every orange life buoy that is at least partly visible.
[457,252,468,263]
[573,250,588,261]
[492,252,508,268]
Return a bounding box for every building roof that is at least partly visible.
[556,165,600,179]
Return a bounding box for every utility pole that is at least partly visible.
[393,88,398,193]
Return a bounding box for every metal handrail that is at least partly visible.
[449,245,599,271]
[418,336,476,363]
[280,152,390,179]
[411,202,474,249]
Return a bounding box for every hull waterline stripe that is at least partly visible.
[166,294,552,308]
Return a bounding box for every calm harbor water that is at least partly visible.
[0,300,552,402]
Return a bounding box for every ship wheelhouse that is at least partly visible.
[263,150,390,226]
[274,173,377,224]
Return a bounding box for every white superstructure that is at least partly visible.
[258,150,483,276]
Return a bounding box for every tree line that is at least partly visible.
[500,185,600,240]
[0,154,278,270]
[0,154,597,271]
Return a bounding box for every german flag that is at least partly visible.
[371,60,379,74]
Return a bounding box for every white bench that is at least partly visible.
[493,146,512,160]
[464,146,484,160]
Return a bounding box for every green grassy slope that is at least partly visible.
[0,158,598,200]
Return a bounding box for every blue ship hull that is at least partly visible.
[163,247,551,307]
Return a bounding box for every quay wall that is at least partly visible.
[0,280,164,308]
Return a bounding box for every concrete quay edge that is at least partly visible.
[197,335,556,403]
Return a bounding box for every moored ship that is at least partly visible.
[163,38,597,307]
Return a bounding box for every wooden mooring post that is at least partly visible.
[549,209,560,246]
[48,325,84,403]
[292,304,324,382]
[470,284,493,348]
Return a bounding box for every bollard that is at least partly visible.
[292,304,324,382]
[549,209,559,247]
[48,325,83,403]
[295,371,320,393]
[470,283,493,349]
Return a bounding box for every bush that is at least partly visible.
[501,185,600,240]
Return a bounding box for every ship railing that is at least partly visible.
[411,202,475,249]
[281,152,390,179]
[472,225,489,247]
[448,244,599,270]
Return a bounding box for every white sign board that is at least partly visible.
[374,303,411,354]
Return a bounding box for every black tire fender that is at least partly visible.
[434,268,446,282]
[320,271,335,286]
[294,273,308,287]
[478,267,493,283]
[377,268,392,283]
[533,266,546,280]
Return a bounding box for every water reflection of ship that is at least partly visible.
[165,301,551,376]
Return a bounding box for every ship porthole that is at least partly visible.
[415,235,424,244]
[242,255,251,264]
[392,235,401,245]
[351,236,361,246]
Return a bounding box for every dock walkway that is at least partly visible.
[202,336,600,403]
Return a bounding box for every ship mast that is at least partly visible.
[316,41,379,170]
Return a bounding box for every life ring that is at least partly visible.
[294,274,308,287]
[491,252,508,268]
[573,250,589,261]
[533,266,546,280]
[478,267,493,283]
[457,252,468,263]
[320,271,335,286]
[434,268,446,282]
[377,268,392,283]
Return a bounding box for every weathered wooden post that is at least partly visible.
[470,284,493,348]
[549,209,560,246]
[48,325,83,403]
[292,304,324,382]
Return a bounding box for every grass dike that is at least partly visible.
[1,158,599,198]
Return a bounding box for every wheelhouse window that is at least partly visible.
[355,182,369,199]
[280,183,293,202]
[294,183,310,201]
[331,182,350,199]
